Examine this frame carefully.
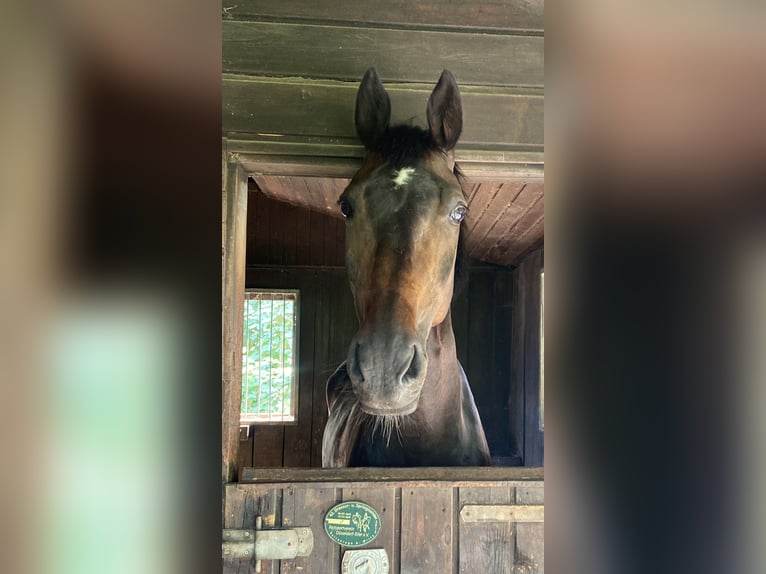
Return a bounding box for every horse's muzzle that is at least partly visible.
[346,332,427,414]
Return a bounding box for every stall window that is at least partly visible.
[241,290,299,424]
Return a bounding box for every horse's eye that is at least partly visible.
[339,198,353,218]
[449,204,467,224]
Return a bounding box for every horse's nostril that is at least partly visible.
[348,341,365,383]
[402,344,424,384]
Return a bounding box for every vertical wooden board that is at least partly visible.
[224,485,282,574]
[459,487,515,574]
[283,277,316,467]
[282,201,298,266]
[400,487,455,573]
[467,272,503,458]
[515,484,544,571]
[342,486,400,574]
[509,265,527,464]
[281,487,342,574]
[252,426,285,467]
[267,198,284,265]
[237,428,254,471]
[223,161,249,483]
[250,190,271,265]
[308,210,323,265]
[310,276,330,466]
[295,203,312,265]
[321,209,337,266]
[521,250,544,467]
[493,270,517,459]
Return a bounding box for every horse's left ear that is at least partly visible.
[427,70,463,151]
[355,67,391,150]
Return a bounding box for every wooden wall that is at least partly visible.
[223,468,544,574]
[240,187,529,468]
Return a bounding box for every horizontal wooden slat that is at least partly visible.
[224,0,544,32]
[223,21,543,87]
[227,139,544,180]
[460,504,544,523]
[240,466,544,485]
[223,76,544,147]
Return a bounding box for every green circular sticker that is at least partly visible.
[324,501,382,547]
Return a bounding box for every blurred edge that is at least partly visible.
[0,0,221,573]
[547,1,766,573]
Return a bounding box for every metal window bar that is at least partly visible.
[242,290,299,424]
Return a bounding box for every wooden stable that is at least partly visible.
[222,2,544,572]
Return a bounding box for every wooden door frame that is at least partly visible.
[222,140,544,483]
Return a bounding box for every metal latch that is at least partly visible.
[460,504,544,523]
[222,516,313,572]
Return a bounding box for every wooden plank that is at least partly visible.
[515,484,544,572]
[267,197,284,265]
[460,504,544,523]
[493,269,517,460]
[223,159,249,483]
[249,189,271,265]
[400,487,455,573]
[281,486,342,573]
[464,181,526,251]
[252,426,285,467]
[459,486,515,574]
[223,21,544,87]
[466,273,502,459]
[282,200,299,266]
[223,76,544,148]
[487,183,544,264]
[466,181,524,249]
[294,207,312,266]
[237,426,254,472]
[223,484,282,574]
[342,486,401,574]
[223,0,545,32]
[310,275,330,466]
[521,250,544,467]
[283,277,315,467]
[229,137,544,181]
[241,466,544,484]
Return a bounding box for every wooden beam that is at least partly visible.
[223,0,544,33]
[222,153,249,483]
[223,21,544,87]
[240,466,544,486]
[223,76,544,149]
[226,137,543,180]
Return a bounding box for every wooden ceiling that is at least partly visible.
[252,175,543,266]
[224,0,544,267]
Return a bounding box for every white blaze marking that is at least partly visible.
[393,167,415,186]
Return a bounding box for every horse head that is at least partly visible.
[338,68,467,417]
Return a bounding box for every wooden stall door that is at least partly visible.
[223,469,544,574]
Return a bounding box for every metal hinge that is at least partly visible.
[222,516,313,572]
[460,504,544,523]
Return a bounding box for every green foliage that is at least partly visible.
[241,298,296,417]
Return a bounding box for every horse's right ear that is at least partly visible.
[355,68,391,150]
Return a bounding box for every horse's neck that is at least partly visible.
[419,314,465,428]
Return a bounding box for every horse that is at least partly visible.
[321,68,491,467]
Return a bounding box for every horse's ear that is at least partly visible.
[355,67,391,150]
[427,69,463,151]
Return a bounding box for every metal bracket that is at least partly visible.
[460,504,544,523]
[222,516,313,572]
